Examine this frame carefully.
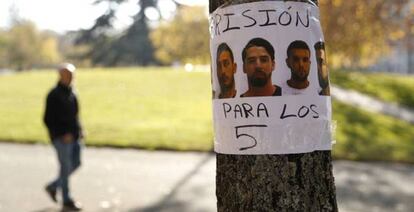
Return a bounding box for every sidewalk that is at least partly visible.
[0,143,413,212]
[331,86,414,124]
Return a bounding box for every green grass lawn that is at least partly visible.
[332,101,414,163]
[331,70,414,109]
[0,68,413,162]
[0,67,213,151]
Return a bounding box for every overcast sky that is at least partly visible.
[0,0,207,33]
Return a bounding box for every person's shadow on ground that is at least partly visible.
[130,154,214,212]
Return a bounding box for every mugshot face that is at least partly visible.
[316,48,329,88]
[286,48,311,81]
[243,46,275,87]
[217,50,236,89]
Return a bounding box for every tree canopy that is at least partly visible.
[0,20,60,70]
[320,0,412,67]
[76,0,412,68]
[151,6,210,65]
[1,0,412,70]
[75,0,162,66]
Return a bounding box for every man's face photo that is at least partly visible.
[217,50,237,89]
[316,48,329,88]
[243,46,275,87]
[286,48,311,81]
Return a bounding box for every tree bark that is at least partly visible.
[210,0,338,211]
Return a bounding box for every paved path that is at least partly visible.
[0,143,413,212]
[331,86,414,123]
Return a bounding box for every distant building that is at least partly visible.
[369,43,413,74]
[369,0,413,74]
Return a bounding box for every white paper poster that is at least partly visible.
[210,1,333,154]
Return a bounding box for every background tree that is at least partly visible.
[39,31,61,66]
[76,0,164,66]
[6,20,42,71]
[58,32,93,67]
[4,20,61,71]
[0,6,61,71]
[113,0,157,66]
[151,6,210,65]
[210,0,338,211]
[319,0,411,68]
[0,30,8,68]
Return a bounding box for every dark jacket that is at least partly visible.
[43,83,82,141]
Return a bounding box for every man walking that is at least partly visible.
[44,63,83,211]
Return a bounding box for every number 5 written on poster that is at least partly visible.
[235,125,268,151]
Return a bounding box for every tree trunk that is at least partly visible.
[210,1,338,211]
